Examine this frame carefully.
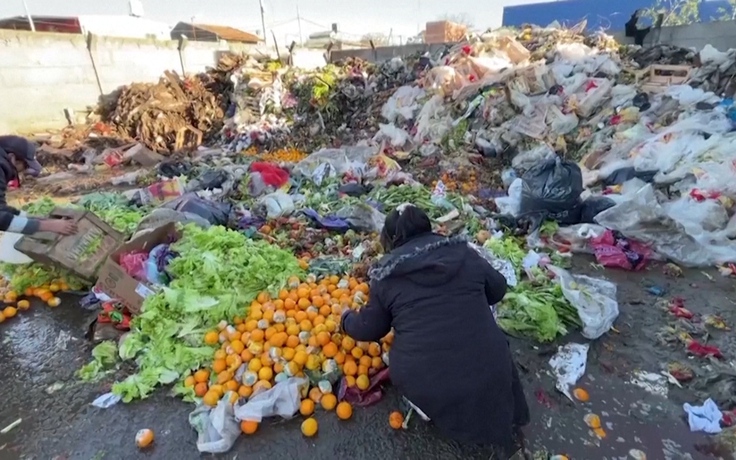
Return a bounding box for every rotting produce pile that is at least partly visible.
[4,22,736,457]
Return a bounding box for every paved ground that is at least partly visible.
[1,257,735,460]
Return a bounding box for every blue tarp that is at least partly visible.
[502,0,730,31]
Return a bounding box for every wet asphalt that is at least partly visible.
[1,260,733,460]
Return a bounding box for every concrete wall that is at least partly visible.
[330,21,736,64]
[0,30,255,134]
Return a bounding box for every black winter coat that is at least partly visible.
[0,148,39,234]
[342,233,529,450]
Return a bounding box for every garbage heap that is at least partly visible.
[222,53,433,152]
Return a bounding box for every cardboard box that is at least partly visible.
[95,223,178,314]
[15,208,125,282]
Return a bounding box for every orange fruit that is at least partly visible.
[293,350,308,366]
[47,297,61,308]
[135,429,155,448]
[389,411,403,429]
[298,298,311,309]
[212,359,227,374]
[301,417,318,437]
[225,380,239,392]
[341,336,356,351]
[216,370,233,385]
[24,287,34,297]
[336,401,353,420]
[300,399,315,416]
[40,291,54,302]
[321,393,337,411]
[356,375,370,391]
[3,306,17,318]
[251,329,265,342]
[194,369,210,383]
[351,347,364,359]
[573,388,590,402]
[368,342,382,357]
[316,331,331,346]
[371,357,383,369]
[359,356,372,368]
[257,292,270,304]
[258,366,273,381]
[238,385,253,398]
[322,342,338,358]
[203,390,220,406]
[209,384,225,397]
[184,376,196,387]
[343,361,358,376]
[248,358,263,372]
[584,413,601,429]
[240,420,259,435]
[214,349,227,360]
[194,382,208,397]
[17,300,30,311]
[345,376,356,387]
[308,387,323,403]
[204,331,219,345]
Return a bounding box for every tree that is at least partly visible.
[645,0,700,26]
[437,13,474,29]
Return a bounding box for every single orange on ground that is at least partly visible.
[389,411,404,429]
[17,300,30,311]
[584,413,601,429]
[336,401,353,420]
[47,297,61,307]
[135,429,155,448]
[573,388,590,402]
[301,417,318,437]
[240,420,259,435]
[3,306,17,318]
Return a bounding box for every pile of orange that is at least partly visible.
[0,281,65,323]
[184,273,394,435]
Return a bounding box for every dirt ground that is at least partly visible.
[1,255,735,460]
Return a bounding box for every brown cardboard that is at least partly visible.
[15,208,124,282]
[95,223,178,314]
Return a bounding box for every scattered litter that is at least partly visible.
[91,392,122,409]
[629,371,669,398]
[549,343,589,401]
[0,418,21,434]
[683,398,722,434]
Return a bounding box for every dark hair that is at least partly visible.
[380,205,432,251]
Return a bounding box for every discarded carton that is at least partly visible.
[14,208,124,282]
[96,223,178,314]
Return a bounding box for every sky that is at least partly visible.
[0,0,549,44]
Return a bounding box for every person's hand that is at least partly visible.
[39,219,78,235]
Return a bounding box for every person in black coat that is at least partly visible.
[0,146,76,235]
[341,204,529,457]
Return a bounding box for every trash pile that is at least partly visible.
[5,21,736,455]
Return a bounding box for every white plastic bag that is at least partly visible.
[293,146,376,184]
[189,393,242,454]
[548,266,618,340]
[381,85,425,122]
[258,191,295,219]
[374,123,412,147]
[234,377,306,422]
[495,178,523,217]
[549,343,589,401]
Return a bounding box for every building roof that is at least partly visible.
[177,22,261,43]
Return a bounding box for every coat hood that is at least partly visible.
[369,233,469,286]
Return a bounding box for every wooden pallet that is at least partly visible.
[636,65,692,92]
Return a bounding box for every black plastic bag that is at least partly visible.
[196,169,229,190]
[603,167,657,186]
[158,160,192,178]
[580,196,616,224]
[162,193,231,226]
[519,157,583,225]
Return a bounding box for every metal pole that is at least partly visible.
[259,0,267,42]
[22,0,36,32]
[296,1,303,45]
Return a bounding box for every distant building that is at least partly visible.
[171,22,262,44]
[502,0,733,31]
[0,15,171,39]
